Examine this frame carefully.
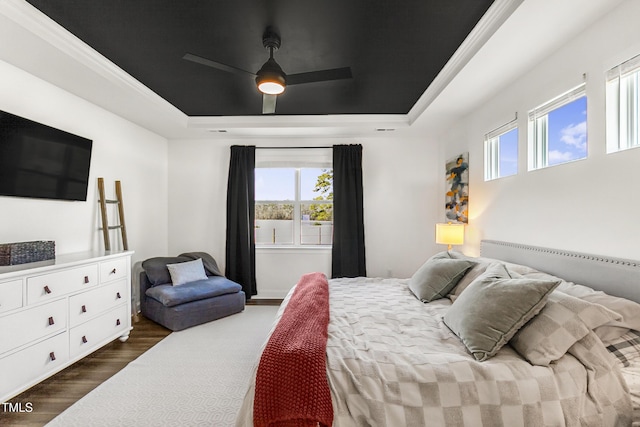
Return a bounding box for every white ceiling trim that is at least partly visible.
[1,0,183,119]
[407,0,524,125]
[187,114,410,138]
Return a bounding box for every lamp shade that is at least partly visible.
[435,223,465,248]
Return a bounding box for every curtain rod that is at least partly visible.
[255,146,332,149]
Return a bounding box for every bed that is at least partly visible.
[236,240,640,427]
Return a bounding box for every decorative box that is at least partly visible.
[0,241,56,266]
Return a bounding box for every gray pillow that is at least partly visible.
[409,252,475,303]
[142,256,191,285]
[166,258,208,286]
[443,262,560,361]
[510,291,621,366]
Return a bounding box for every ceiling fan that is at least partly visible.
[183,26,353,114]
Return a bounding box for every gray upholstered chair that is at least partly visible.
[139,252,245,331]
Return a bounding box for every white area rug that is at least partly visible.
[46,306,279,427]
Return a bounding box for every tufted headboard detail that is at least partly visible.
[481,240,640,303]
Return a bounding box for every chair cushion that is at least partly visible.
[142,256,191,286]
[145,276,242,307]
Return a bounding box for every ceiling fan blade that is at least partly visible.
[183,53,255,77]
[262,94,277,114]
[286,67,352,85]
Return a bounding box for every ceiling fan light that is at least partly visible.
[257,80,285,95]
[256,57,286,95]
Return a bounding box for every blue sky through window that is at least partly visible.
[255,168,330,200]
[499,128,518,177]
[547,96,587,165]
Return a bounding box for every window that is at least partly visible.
[606,54,640,153]
[255,149,333,246]
[528,83,587,170]
[484,119,518,181]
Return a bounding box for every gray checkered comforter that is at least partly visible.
[236,277,631,427]
[327,277,631,426]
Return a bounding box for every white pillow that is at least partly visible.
[166,258,208,286]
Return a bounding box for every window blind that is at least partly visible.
[255,147,332,168]
[606,53,640,82]
[528,83,586,121]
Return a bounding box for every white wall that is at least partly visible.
[168,134,440,298]
[439,0,640,261]
[0,59,170,264]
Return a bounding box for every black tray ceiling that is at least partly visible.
[25,0,494,117]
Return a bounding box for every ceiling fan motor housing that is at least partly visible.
[256,27,286,94]
[262,27,281,51]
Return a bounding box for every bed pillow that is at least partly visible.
[555,281,640,344]
[443,262,560,361]
[510,291,622,366]
[166,258,208,286]
[606,330,640,367]
[408,253,475,303]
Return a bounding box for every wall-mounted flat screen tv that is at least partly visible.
[0,110,93,201]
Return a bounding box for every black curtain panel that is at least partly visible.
[332,144,366,278]
[225,145,257,298]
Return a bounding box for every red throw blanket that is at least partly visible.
[253,272,333,427]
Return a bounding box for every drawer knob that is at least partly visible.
[49,352,56,361]
[48,316,55,326]
[84,276,90,284]
[116,318,121,326]
[116,292,121,299]
[81,305,87,313]
[44,285,52,294]
[111,268,117,275]
[82,335,88,344]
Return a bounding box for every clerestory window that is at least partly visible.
[484,118,518,181]
[528,83,587,170]
[606,53,640,153]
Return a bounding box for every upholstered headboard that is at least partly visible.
[481,240,640,303]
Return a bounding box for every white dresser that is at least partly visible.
[0,250,133,403]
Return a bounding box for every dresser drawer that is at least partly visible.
[0,279,23,314]
[69,304,129,359]
[100,257,128,284]
[0,298,67,355]
[0,332,69,400]
[69,279,128,327]
[27,264,98,305]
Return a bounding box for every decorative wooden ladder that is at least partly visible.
[97,178,129,252]
[97,178,138,322]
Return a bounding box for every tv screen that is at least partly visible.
[0,110,93,201]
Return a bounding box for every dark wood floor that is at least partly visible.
[0,316,171,427]
[0,300,280,427]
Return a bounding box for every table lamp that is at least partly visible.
[435,222,465,251]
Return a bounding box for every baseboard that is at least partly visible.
[246,299,283,306]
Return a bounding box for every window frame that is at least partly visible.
[606,53,640,153]
[527,83,587,171]
[484,118,518,181]
[254,148,333,248]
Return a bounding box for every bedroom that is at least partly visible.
[1,0,639,425]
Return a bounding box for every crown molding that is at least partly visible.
[1,0,182,116]
[407,0,523,124]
